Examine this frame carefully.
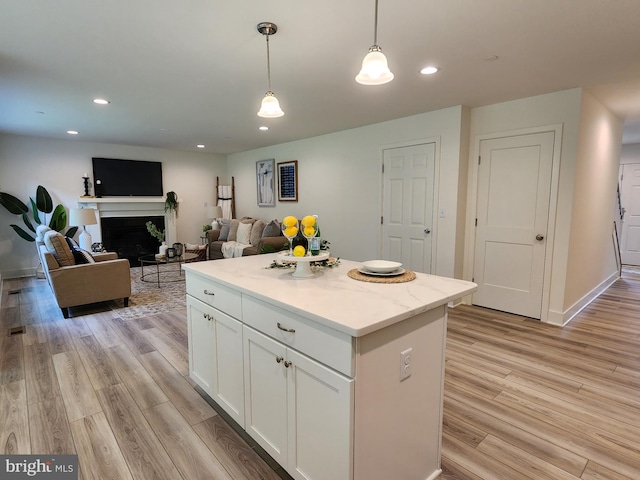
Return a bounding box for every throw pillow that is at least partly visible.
[43,231,75,267]
[262,219,282,238]
[227,219,240,242]
[250,219,267,246]
[236,221,253,245]
[65,237,96,264]
[218,219,231,241]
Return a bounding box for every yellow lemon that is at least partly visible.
[283,216,298,227]
[293,245,306,257]
[303,226,316,237]
[284,226,298,238]
[301,215,316,227]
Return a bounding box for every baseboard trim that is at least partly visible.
[548,270,620,326]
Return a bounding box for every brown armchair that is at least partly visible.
[38,231,131,318]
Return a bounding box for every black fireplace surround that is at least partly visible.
[101,216,165,266]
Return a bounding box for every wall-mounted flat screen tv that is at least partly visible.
[92,158,163,197]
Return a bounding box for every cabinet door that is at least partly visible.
[187,296,216,397]
[287,349,354,480]
[187,296,245,426]
[243,326,288,466]
[211,307,245,426]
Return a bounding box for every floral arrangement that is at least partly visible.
[145,221,165,242]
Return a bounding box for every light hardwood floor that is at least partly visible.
[1,270,639,480]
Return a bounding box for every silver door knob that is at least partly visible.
[424,228,431,234]
[536,234,544,241]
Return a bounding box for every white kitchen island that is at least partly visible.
[183,254,476,480]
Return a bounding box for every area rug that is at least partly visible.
[107,266,186,320]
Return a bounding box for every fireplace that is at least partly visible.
[101,216,165,266]
[76,196,176,267]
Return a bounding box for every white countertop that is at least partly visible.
[183,254,477,337]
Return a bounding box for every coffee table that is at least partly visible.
[139,252,198,287]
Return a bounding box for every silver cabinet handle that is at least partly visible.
[277,322,295,333]
[284,360,292,368]
[275,356,284,364]
[203,290,215,296]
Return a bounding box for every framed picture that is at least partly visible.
[256,159,275,207]
[277,160,298,202]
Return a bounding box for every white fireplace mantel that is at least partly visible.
[77,197,177,245]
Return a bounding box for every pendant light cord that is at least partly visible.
[373,0,379,46]
[265,30,272,92]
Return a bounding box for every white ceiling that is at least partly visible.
[2,0,640,154]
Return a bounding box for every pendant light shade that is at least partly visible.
[258,91,284,118]
[356,0,394,85]
[356,46,394,85]
[257,22,284,118]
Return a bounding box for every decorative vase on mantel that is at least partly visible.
[159,242,168,256]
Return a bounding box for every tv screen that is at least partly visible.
[92,158,163,197]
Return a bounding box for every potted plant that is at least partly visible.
[0,185,78,241]
[146,221,167,255]
[165,191,179,217]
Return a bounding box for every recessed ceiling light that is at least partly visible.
[420,66,439,75]
[197,144,205,148]
[67,130,79,135]
[259,126,269,131]
[483,55,499,62]
[93,98,110,105]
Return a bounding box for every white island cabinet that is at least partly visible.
[183,254,476,480]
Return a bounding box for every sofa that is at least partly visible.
[207,217,287,260]
[37,227,131,318]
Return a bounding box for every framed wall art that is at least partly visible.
[256,158,275,207]
[277,160,298,202]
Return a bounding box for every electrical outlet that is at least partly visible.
[400,348,412,381]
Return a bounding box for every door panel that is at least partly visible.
[620,164,640,265]
[382,143,436,274]
[473,131,554,319]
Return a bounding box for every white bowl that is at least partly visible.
[361,260,403,273]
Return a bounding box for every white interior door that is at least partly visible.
[382,143,436,274]
[620,163,640,266]
[473,131,554,319]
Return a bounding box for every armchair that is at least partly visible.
[38,230,131,318]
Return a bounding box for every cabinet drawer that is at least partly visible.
[186,273,242,319]
[242,296,354,377]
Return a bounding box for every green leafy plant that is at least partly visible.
[146,221,165,242]
[165,191,179,217]
[0,185,78,242]
[202,224,212,233]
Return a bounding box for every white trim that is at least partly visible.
[464,124,563,323]
[548,270,620,326]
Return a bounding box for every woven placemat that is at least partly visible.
[347,268,416,283]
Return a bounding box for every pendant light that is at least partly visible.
[356,0,394,85]
[257,22,284,118]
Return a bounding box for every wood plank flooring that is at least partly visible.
[2,270,640,479]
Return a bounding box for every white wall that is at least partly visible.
[564,90,622,316]
[466,88,623,324]
[620,143,640,164]
[226,106,467,277]
[0,133,226,277]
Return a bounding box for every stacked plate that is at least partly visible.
[358,260,405,277]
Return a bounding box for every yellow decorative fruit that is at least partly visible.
[284,226,298,238]
[283,216,298,227]
[303,226,316,237]
[293,245,306,257]
[301,215,316,227]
